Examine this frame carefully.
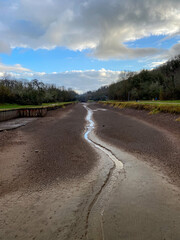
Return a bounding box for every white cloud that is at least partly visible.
[149,60,167,68]
[145,42,180,68]
[0,62,30,73]
[0,64,122,93]
[0,0,180,59]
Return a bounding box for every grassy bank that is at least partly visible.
[136,100,180,104]
[99,100,180,114]
[0,102,75,111]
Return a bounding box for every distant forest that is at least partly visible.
[80,55,180,101]
[1,55,180,105]
[0,79,77,105]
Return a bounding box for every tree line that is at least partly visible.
[0,79,78,105]
[1,55,180,104]
[81,55,180,101]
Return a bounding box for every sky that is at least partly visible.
[0,0,180,93]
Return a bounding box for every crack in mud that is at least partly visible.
[83,104,124,239]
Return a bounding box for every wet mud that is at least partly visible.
[1,103,180,240]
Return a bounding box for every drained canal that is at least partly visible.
[83,104,124,239]
[83,104,123,170]
[83,103,180,240]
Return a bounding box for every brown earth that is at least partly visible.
[0,104,97,197]
[0,103,180,240]
[90,103,180,186]
[0,104,105,240]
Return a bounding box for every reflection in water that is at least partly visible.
[83,104,123,169]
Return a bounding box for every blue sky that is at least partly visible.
[0,0,180,93]
[1,33,179,73]
[0,47,150,73]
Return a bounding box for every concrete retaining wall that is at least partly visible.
[0,103,74,122]
[0,110,19,122]
[19,108,48,117]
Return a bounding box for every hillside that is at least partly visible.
[81,55,180,101]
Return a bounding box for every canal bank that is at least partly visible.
[0,102,74,122]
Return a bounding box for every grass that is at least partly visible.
[0,102,75,111]
[99,100,180,114]
[138,100,180,104]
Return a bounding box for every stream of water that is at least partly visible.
[83,104,123,169]
[83,104,180,240]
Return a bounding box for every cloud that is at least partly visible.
[146,42,180,68]
[149,60,167,68]
[0,63,123,93]
[0,62,30,73]
[94,41,163,60]
[168,42,180,57]
[30,69,123,93]
[0,40,11,54]
[0,0,180,59]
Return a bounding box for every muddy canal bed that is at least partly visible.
[0,103,180,240]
